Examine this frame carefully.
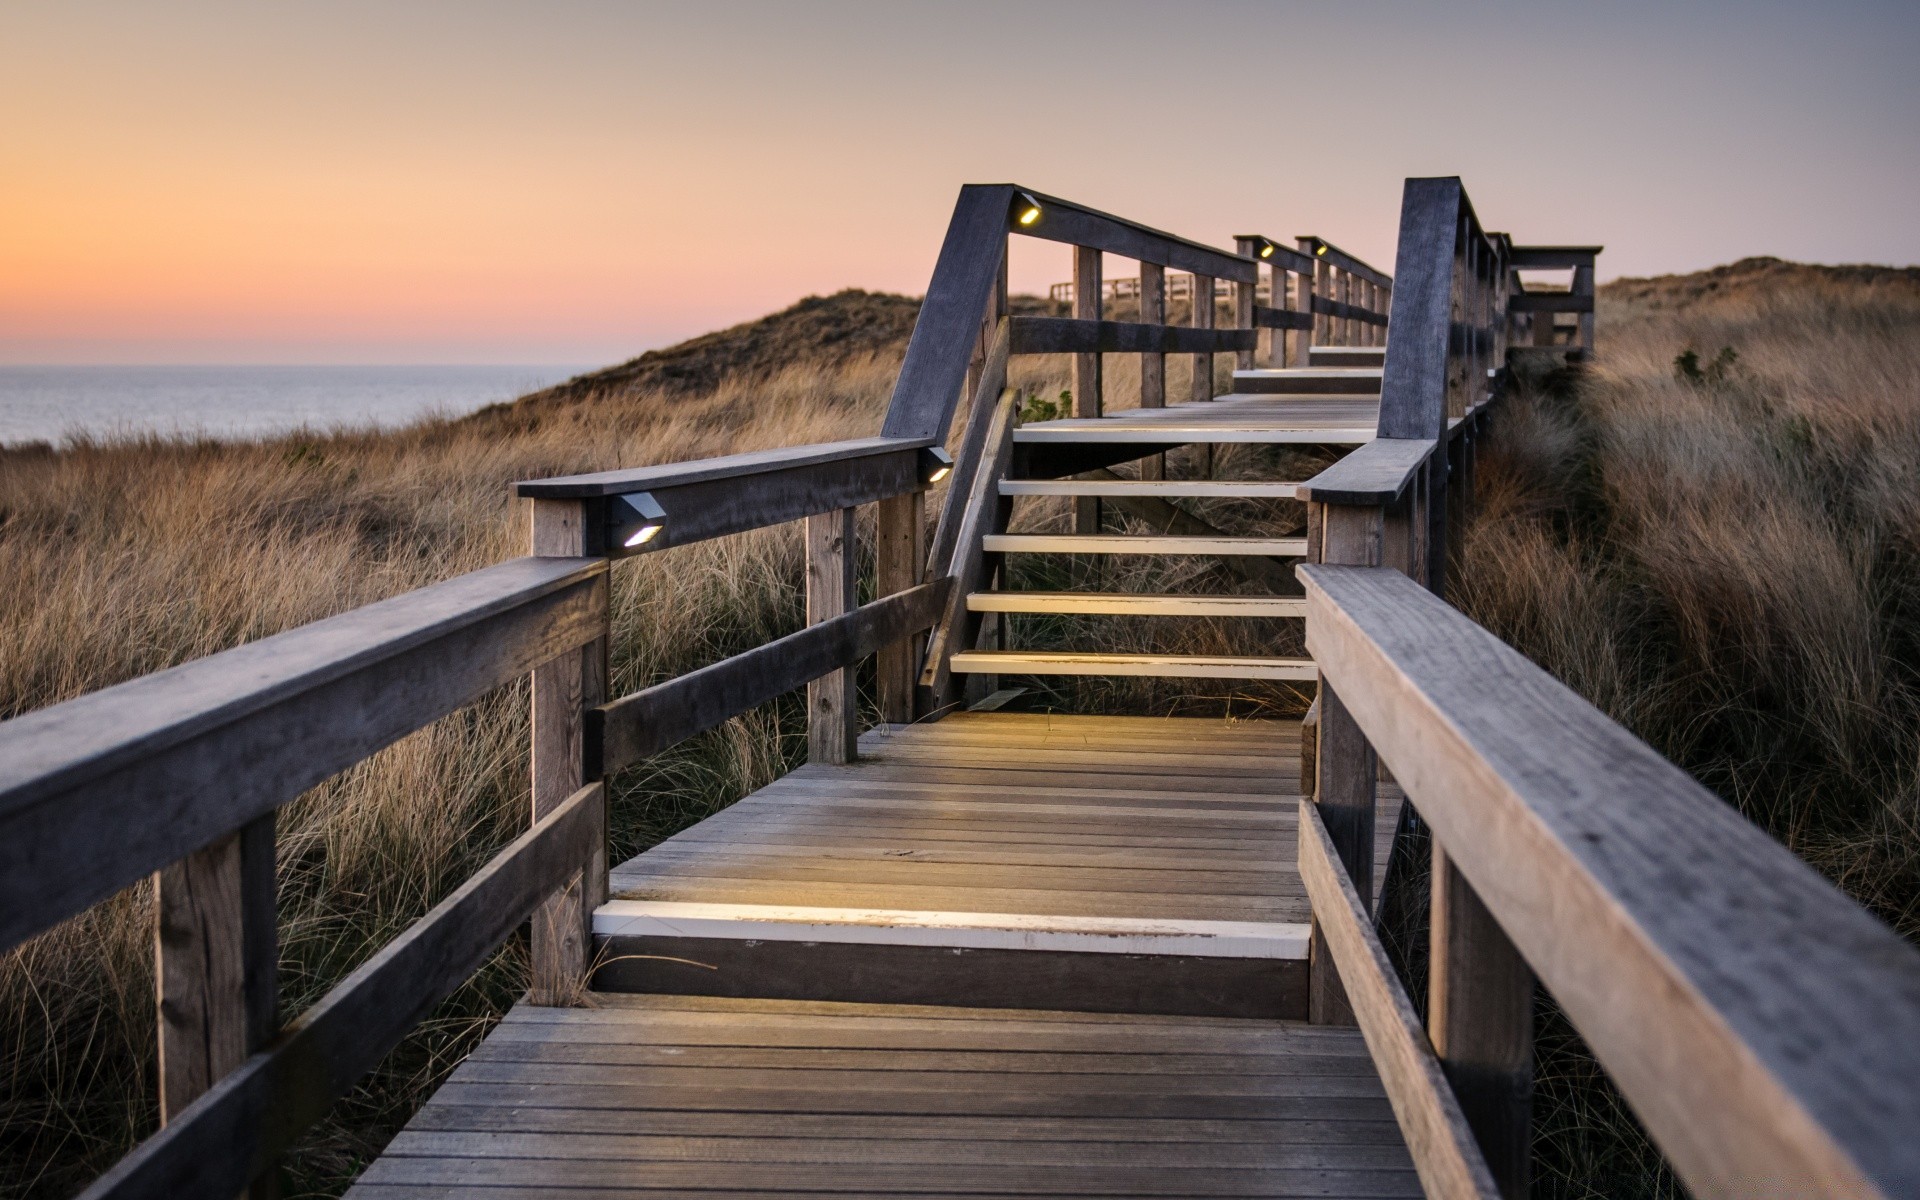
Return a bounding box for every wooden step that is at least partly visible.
[1309,346,1387,367]
[1231,368,1382,395]
[1000,479,1305,498]
[983,534,1307,556]
[951,650,1318,680]
[967,592,1308,617]
[1013,422,1373,445]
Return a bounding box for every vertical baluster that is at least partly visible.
[876,489,924,724]
[1574,260,1596,357]
[529,497,610,1006]
[1073,245,1103,534]
[1189,273,1215,404]
[1139,261,1167,481]
[806,507,858,764]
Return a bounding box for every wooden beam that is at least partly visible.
[1253,305,1316,331]
[1014,190,1255,282]
[1008,317,1257,356]
[1377,178,1463,442]
[880,184,1015,441]
[919,391,1017,709]
[527,499,607,1005]
[155,813,276,1125]
[806,508,858,765]
[1432,845,1535,1199]
[874,491,925,724]
[1189,274,1215,405]
[80,784,604,1200]
[1297,439,1433,509]
[1296,237,1394,289]
[1072,246,1103,536]
[1298,800,1500,1199]
[0,555,607,956]
[1506,292,1594,314]
[1138,263,1166,481]
[925,320,1008,583]
[593,581,948,774]
[1505,245,1602,268]
[1300,563,1920,1199]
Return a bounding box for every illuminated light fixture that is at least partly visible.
[920,446,955,484]
[1315,243,1328,257]
[1255,238,1277,259]
[1013,191,1043,227]
[608,491,667,550]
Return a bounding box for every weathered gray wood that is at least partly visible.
[1233,238,1260,372]
[1506,292,1594,314]
[1573,263,1596,353]
[920,390,1016,709]
[0,555,606,955]
[1312,294,1392,326]
[875,491,925,724]
[1376,178,1462,442]
[1071,245,1104,536]
[1014,190,1256,283]
[1254,305,1317,331]
[1298,438,1435,505]
[1288,263,1313,365]
[517,436,926,500]
[1301,563,1920,1199]
[1299,801,1500,1199]
[1189,274,1215,405]
[155,813,276,1123]
[806,508,858,765]
[881,184,1015,441]
[528,499,606,1005]
[1008,317,1256,356]
[82,783,604,1200]
[1138,262,1166,480]
[1296,237,1393,289]
[925,320,1008,582]
[594,582,949,774]
[1431,845,1534,1199]
[1505,245,1601,269]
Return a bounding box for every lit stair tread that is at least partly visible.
[950,650,1317,680]
[1232,367,1383,380]
[1014,422,1374,445]
[1000,479,1305,498]
[983,534,1307,556]
[966,592,1307,616]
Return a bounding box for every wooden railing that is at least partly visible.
[0,433,950,1197]
[1293,176,1920,1199]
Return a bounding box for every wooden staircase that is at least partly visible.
[946,347,1386,686]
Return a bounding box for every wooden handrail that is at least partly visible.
[1297,236,1393,289]
[1017,188,1256,282]
[1300,563,1920,1199]
[1008,316,1256,355]
[591,579,951,774]
[515,436,934,555]
[1296,438,1435,506]
[0,555,607,954]
[80,782,605,1200]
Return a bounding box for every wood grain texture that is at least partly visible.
[1375,178,1461,442]
[83,784,604,1200]
[1301,563,1920,1199]
[925,320,1008,581]
[517,436,927,500]
[1009,316,1256,356]
[1014,189,1256,282]
[881,184,1015,441]
[806,508,858,765]
[529,499,605,1004]
[919,390,1016,708]
[874,491,925,724]
[1299,800,1500,1199]
[344,993,1420,1198]
[1431,845,1534,1199]
[1296,237,1393,289]
[154,813,276,1123]
[1298,437,1435,505]
[1189,273,1216,405]
[0,555,606,955]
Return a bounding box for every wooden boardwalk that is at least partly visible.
[347,994,1421,1199]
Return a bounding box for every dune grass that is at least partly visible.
[2,262,1916,1197]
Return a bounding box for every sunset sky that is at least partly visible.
[4,0,1916,365]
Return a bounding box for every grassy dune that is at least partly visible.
[2,263,1916,1197]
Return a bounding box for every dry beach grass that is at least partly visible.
[1,262,1915,1197]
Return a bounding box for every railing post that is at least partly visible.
[1138,261,1167,480]
[876,490,924,725]
[1573,260,1596,356]
[1232,238,1259,374]
[528,497,608,1006]
[1287,267,1310,365]
[1306,500,1383,1026]
[1073,244,1103,534]
[155,813,277,1131]
[1189,273,1215,403]
[1432,848,1535,1199]
[806,506,858,763]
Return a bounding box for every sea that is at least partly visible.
[0,364,592,448]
